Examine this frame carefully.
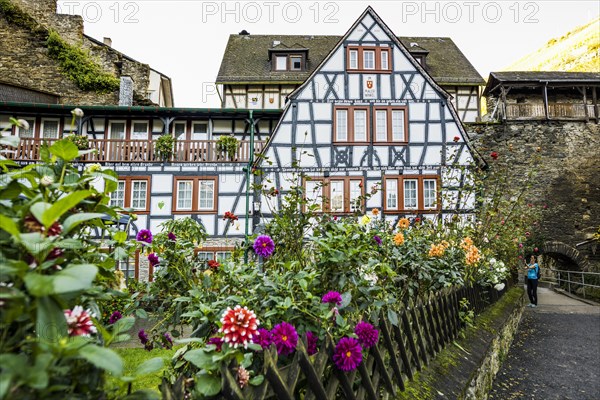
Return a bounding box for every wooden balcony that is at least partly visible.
[6,138,266,163]
[505,103,598,121]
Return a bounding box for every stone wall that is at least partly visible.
[467,121,600,270]
[1,0,153,105]
[464,289,525,399]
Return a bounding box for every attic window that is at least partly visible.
[275,56,287,71]
[272,54,304,72]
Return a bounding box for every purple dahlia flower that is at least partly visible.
[333,337,363,371]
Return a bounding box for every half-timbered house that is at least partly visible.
[217,28,484,122]
[248,7,479,226]
[1,6,482,279]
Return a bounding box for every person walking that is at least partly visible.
[525,255,540,307]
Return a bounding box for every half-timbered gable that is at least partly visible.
[254,7,477,222]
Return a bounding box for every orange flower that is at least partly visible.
[440,240,450,249]
[428,243,445,258]
[372,208,380,216]
[460,237,474,250]
[398,218,410,229]
[465,245,481,266]
[393,232,405,246]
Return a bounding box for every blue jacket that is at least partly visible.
[527,263,539,280]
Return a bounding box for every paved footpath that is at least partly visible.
[489,287,600,400]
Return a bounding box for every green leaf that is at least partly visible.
[30,202,52,226]
[62,213,105,234]
[113,231,128,244]
[78,344,124,376]
[134,357,164,377]
[49,140,79,161]
[98,169,119,194]
[387,309,399,327]
[41,190,92,228]
[112,316,135,336]
[195,373,221,396]
[249,375,265,386]
[246,343,262,352]
[135,308,148,319]
[25,274,55,297]
[335,312,346,327]
[183,349,215,370]
[0,215,20,238]
[53,264,98,294]
[37,296,67,341]
[0,135,20,148]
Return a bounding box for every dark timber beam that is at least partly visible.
[542,83,549,120]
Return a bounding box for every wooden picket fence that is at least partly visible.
[213,283,510,400]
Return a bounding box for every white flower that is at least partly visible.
[494,283,505,291]
[489,258,496,266]
[40,175,54,186]
[85,163,102,173]
[71,108,84,118]
[16,119,29,130]
[363,273,378,285]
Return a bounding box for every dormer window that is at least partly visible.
[290,56,302,71]
[272,54,305,72]
[275,56,287,71]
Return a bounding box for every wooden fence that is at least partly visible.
[214,283,510,400]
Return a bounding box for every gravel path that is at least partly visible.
[489,288,600,400]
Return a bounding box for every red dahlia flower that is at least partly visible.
[219,305,260,349]
[64,306,97,337]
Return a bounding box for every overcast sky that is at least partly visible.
[57,1,599,107]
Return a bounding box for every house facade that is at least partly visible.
[252,7,478,226]
[1,7,482,280]
[216,31,484,122]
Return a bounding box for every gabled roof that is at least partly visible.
[483,71,600,95]
[216,34,485,86]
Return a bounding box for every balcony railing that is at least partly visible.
[6,138,266,163]
[505,103,597,120]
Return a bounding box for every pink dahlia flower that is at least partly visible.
[136,229,153,244]
[321,291,343,306]
[354,321,379,348]
[333,337,363,371]
[253,235,275,258]
[306,331,318,355]
[255,328,273,349]
[271,322,298,355]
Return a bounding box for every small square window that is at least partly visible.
[16,118,35,138]
[177,181,193,210]
[275,56,287,71]
[290,56,302,71]
[42,120,59,139]
[404,180,418,209]
[110,181,126,208]
[349,50,358,70]
[363,51,375,70]
[381,50,389,70]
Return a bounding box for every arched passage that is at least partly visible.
[542,241,590,271]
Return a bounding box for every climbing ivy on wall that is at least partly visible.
[0,0,120,94]
[46,31,120,93]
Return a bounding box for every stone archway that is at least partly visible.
[542,241,590,271]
